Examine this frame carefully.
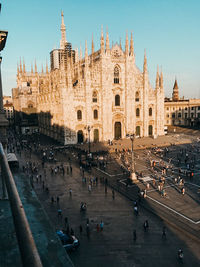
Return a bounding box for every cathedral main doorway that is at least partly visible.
[77,130,84,143]
[114,122,121,139]
[148,125,153,136]
[93,129,99,142]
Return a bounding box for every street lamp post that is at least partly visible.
[85,125,93,154]
[127,133,137,182]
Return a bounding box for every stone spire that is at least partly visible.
[23,58,26,73]
[31,63,33,74]
[80,44,82,60]
[172,78,179,101]
[106,30,110,53]
[19,57,22,73]
[156,65,159,89]
[92,34,94,54]
[46,60,48,73]
[17,62,19,75]
[119,38,122,49]
[60,11,67,49]
[100,26,104,54]
[35,59,37,73]
[143,49,147,73]
[75,47,79,63]
[41,64,44,73]
[125,32,129,56]
[85,40,88,68]
[160,68,163,89]
[130,32,134,56]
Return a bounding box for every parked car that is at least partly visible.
[56,230,79,251]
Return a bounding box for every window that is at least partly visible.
[178,113,181,118]
[198,113,200,118]
[172,113,175,118]
[191,107,194,110]
[149,107,152,116]
[114,66,119,84]
[115,95,120,106]
[135,91,139,102]
[179,107,181,111]
[77,110,82,120]
[166,114,169,118]
[185,107,188,110]
[92,91,97,103]
[166,107,169,111]
[28,104,33,108]
[185,113,187,119]
[27,82,30,86]
[136,108,140,117]
[94,109,98,119]
[198,106,200,110]
[191,113,194,118]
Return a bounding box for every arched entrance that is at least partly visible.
[77,130,84,143]
[148,125,153,136]
[114,122,121,139]
[93,129,99,142]
[136,126,140,137]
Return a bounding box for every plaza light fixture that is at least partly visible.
[126,133,137,182]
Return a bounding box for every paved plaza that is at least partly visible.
[1,128,200,266]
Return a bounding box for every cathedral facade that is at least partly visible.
[13,12,165,144]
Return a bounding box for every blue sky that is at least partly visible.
[1,0,200,98]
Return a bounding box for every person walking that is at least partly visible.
[100,220,104,231]
[79,224,83,234]
[64,217,68,227]
[112,189,115,200]
[96,224,100,232]
[69,188,72,196]
[143,220,149,232]
[162,226,166,239]
[133,230,137,241]
[57,209,62,218]
[57,196,60,204]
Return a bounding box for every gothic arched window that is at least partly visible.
[94,109,98,119]
[92,91,98,103]
[149,107,152,116]
[135,91,139,102]
[136,108,140,117]
[114,66,119,84]
[115,95,120,106]
[77,110,82,120]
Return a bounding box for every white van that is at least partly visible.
[6,153,19,169]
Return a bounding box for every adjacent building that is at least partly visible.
[3,96,14,124]
[13,12,165,144]
[164,80,200,127]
